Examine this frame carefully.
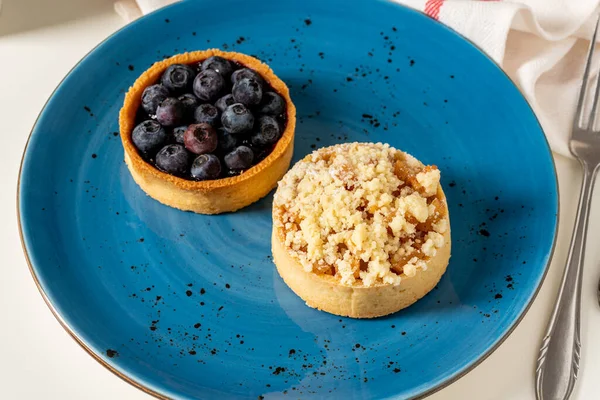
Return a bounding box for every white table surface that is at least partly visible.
[2,1,600,399]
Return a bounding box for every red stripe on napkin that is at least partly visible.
[424,0,444,20]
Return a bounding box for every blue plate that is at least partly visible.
[19,0,558,398]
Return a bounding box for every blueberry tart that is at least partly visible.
[272,143,451,318]
[119,50,296,214]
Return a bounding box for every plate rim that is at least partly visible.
[16,1,560,399]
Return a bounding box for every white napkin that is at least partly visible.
[115,0,600,158]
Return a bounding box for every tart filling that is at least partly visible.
[273,142,448,287]
[128,54,288,181]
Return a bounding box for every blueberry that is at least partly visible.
[156,97,184,127]
[215,94,235,113]
[194,103,220,126]
[232,78,262,106]
[178,93,199,119]
[251,115,281,147]
[217,128,238,153]
[224,145,254,170]
[173,126,188,144]
[132,120,167,153]
[191,154,221,180]
[141,84,169,115]
[193,69,226,102]
[259,92,285,115]
[184,123,218,154]
[231,68,265,89]
[221,103,254,134]
[161,64,195,94]
[155,144,190,175]
[201,56,233,77]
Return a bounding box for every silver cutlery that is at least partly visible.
[535,14,600,400]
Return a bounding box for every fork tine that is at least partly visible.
[576,14,600,129]
[588,16,600,129]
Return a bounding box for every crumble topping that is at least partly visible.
[273,142,448,287]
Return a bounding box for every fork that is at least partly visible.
[535,14,600,400]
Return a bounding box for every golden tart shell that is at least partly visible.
[271,143,451,318]
[272,210,450,318]
[119,49,296,214]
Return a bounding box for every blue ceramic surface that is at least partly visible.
[19,0,558,398]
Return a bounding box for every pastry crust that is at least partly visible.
[119,49,296,214]
[272,223,450,318]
